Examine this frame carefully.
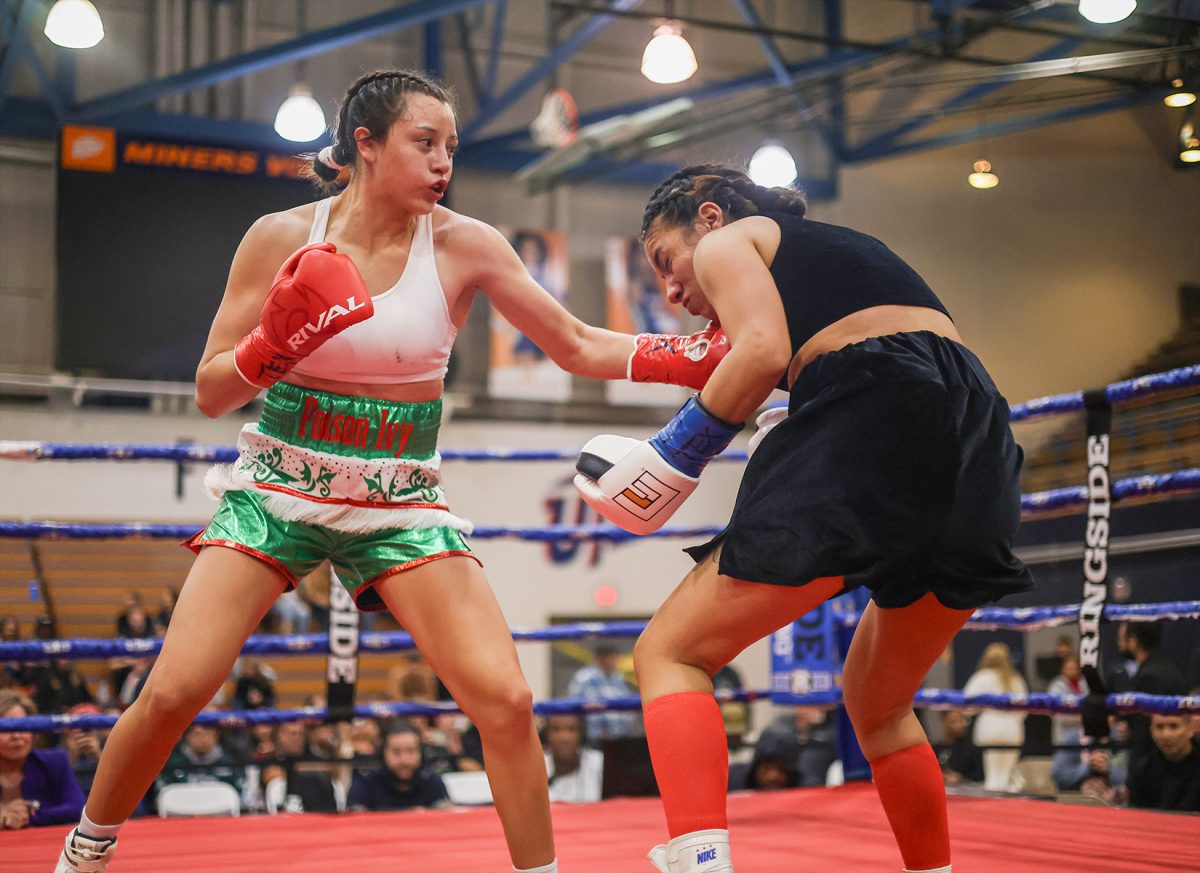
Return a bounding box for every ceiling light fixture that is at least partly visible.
[274,85,326,143]
[43,0,105,49]
[747,142,797,188]
[1164,78,1197,108]
[1180,120,1200,163]
[968,159,999,189]
[641,21,698,85]
[1078,0,1137,25]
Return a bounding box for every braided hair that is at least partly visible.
[309,69,456,189]
[639,163,806,240]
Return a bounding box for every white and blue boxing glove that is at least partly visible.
[574,395,743,535]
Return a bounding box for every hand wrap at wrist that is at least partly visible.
[649,395,743,478]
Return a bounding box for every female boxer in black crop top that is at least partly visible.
[628,164,1033,873]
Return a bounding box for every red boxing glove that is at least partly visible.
[233,243,374,388]
[628,322,730,391]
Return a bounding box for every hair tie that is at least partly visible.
[317,145,343,170]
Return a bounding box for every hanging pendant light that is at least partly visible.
[1180,120,1200,163]
[274,85,326,143]
[968,160,999,189]
[641,21,698,85]
[747,142,797,188]
[1078,0,1136,25]
[44,0,105,49]
[1164,79,1197,108]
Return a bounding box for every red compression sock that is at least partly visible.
[870,743,951,871]
[644,691,729,838]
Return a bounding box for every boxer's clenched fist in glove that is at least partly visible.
[574,395,742,534]
[234,243,373,388]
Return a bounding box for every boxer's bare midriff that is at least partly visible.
[285,374,445,403]
[787,304,961,389]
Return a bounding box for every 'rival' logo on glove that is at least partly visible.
[287,296,368,351]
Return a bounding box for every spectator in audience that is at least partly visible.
[272,720,310,760]
[937,708,984,786]
[18,654,95,719]
[232,658,277,711]
[0,616,19,641]
[1051,725,1087,791]
[543,715,603,803]
[297,565,332,633]
[94,705,122,752]
[731,730,800,792]
[269,589,311,635]
[1106,622,1138,693]
[460,720,485,769]
[567,644,637,746]
[1035,633,1077,688]
[1,616,22,688]
[114,658,153,708]
[157,720,243,798]
[1188,647,1200,697]
[421,713,484,774]
[110,601,156,701]
[258,721,339,814]
[0,690,85,828]
[386,653,440,704]
[1127,713,1200,812]
[63,703,105,799]
[1123,625,1187,769]
[296,696,355,798]
[1047,654,1087,747]
[348,718,382,759]
[307,720,344,759]
[245,723,277,764]
[114,594,150,639]
[303,695,351,761]
[963,642,1028,792]
[753,706,838,788]
[152,587,178,635]
[1078,764,1124,806]
[1052,729,1127,795]
[259,758,340,815]
[712,663,750,745]
[347,723,449,812]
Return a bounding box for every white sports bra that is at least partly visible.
[290,197,457,384]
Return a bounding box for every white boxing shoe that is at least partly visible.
[54,828,118,873]
[647,829,733,873]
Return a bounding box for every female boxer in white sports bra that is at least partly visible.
[55,69,730,873]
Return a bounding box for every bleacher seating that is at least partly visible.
[0,540,43,635]
[2,537,401,708]
[1020,320,1200,496]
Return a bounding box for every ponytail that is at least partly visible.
[304,68,456,193]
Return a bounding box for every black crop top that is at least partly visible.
[764,211,950,366]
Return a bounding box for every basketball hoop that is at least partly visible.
[530,88,579,149]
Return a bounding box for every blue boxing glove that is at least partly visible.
[574,395,743,534]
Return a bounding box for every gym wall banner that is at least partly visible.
[60,124,311,180]
[56,125,316,383]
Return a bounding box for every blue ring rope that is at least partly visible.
[1,366,1195,464]
[1,689,1193,733]
[1019,469,1200,511]
[1,602,1194,662]
[0,521,731,542]
[0,467,1194,545]
[1008,364,1199,422]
